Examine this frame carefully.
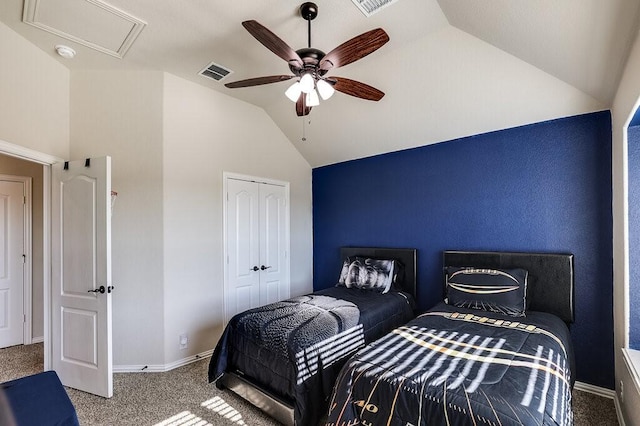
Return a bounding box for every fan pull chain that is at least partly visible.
[302,116,307,141]
[301,115,311,142]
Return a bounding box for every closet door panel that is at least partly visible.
[259,184,288,305]
[226,179,260,321]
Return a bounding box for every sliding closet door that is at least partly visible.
[225,176,289,323]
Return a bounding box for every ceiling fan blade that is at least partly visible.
[319,28,389,72]
[242,20,304,69]
[330,77,385,101]
[296,94,312,116]
[225,75,295,88]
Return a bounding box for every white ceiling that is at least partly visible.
[1,0,638,167]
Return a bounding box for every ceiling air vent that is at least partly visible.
[351,0,400,17]
[199,61,233,82]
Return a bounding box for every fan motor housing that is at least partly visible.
[291,47,327,75]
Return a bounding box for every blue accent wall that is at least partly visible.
[312,111,613,388]
[628,125,640,349]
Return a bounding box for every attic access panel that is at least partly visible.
[23,0,146,58]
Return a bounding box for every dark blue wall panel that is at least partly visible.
[312,111,613,388]
[628,126,640,349]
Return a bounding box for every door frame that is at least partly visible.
[0,174,32,346]
[0,139,63,370]
[222,172,291,325]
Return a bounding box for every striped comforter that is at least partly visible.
[327,302,574,426]
[208,286,415,426]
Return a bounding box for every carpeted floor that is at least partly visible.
[0,343,620,425]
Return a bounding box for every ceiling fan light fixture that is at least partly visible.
[307,89,320,107]
[300,73,315,93]
[285,82,302,102]
[316,79,335,100]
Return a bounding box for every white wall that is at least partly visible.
[0,21,69,158]
[161,73,312,364]
[70,70,166,367]
[612,23,640,426]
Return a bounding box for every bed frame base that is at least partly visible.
[218,372,294,426]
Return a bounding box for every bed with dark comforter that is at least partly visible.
[209,247,417,426]
[326,250,575,426]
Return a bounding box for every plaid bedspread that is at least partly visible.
[327,303,574,426]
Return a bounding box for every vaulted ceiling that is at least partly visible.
[1,0,638,167]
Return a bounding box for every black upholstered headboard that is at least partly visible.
[340,247,417,300]
[443,251,574,323]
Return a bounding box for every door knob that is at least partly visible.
[251,266,259,271]
[260,265,272,270]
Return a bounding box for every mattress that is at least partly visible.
[327,302,574,426]
[209,286,415,425]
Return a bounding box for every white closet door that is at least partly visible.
[259,183,288,305]
[225,176,290,323]
[226,179,260,321]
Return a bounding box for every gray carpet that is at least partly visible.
[0,343,620,425]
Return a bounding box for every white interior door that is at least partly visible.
[225,175,289,323]
[226,178,260,322]
[259,183,288,305]
[51,157,112,398]
[0,180,25,348]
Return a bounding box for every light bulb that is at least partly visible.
[306,89,320,107]
[300,73,315,94]
[316,79,335,100]
[285,82,302,102]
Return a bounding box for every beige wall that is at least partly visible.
[0,20,70,344]
[0,21,69,158]
[70,70,313,367]
[612,23,640,426]
[70,70,166,366]
[161,73,312,363]
[0,154,44,339]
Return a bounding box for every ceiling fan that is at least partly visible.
[224,2,390,116]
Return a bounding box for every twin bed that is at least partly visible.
[209,247,418,425]
[209,249,575,426]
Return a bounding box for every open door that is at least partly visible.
[51,157,112,397]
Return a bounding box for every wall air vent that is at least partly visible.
[199,62,233,82]
[351,0,401,17]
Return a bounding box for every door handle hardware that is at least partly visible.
[87,285,115,294]
[260,265,272,270]
[251,266,259,271]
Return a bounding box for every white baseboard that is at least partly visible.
[113,349,213,373]
[574,381,625,426]
[30,336,44,344]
